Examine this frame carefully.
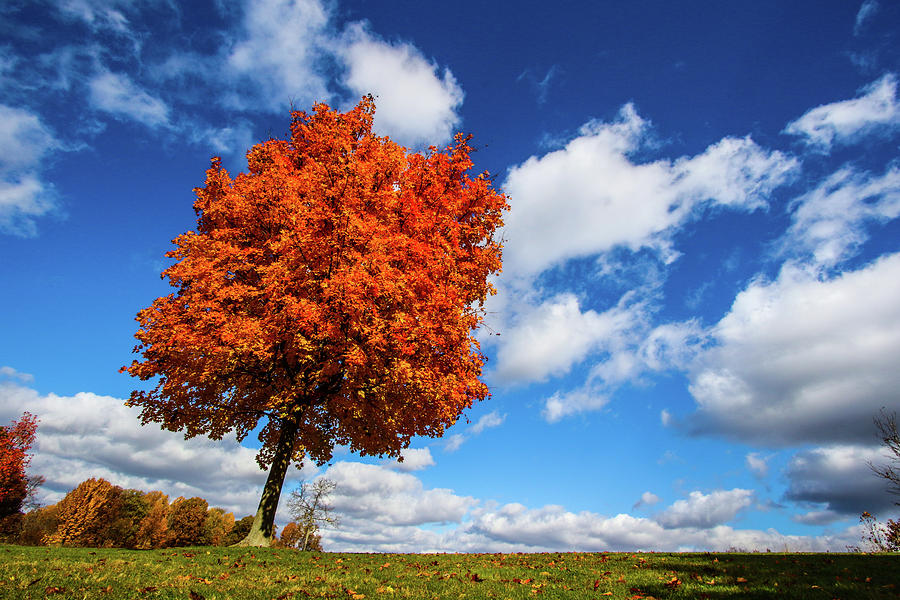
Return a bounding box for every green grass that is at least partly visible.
[1,545,897,599]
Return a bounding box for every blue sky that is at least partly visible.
[1,0,899,552]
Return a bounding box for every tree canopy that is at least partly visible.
[123,97,508,545]
[0,412,40,527]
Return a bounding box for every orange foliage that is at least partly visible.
[203,507,235,546]
[167,496,209,547]
[135,491,170,549]
[0,412,39,520]
[124,96,507,466]
[279,521,302,548]
[122,97,507,543]
[46,478,123,547]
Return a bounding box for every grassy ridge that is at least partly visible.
[1,545,898,599]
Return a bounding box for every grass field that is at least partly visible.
[1,545,898,599]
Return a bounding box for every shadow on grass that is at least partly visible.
[628,553,899,599]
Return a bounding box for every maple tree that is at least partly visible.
[0,412,42,529]
[123,96,508,545]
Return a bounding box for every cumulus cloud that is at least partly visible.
[688,252,900,446]
[537,317,706,422]
[783,73,900,149]
[339,24,464,147]
[655,489,754,529]
[88,70,170,128]
[0,378,317,518]
[383,447,436,472]
[782,165,900,268]
[501,104,798,280]
[323,461,475,528]
[219,0,463,146]
[494,293,640,383]
[0,105,63,236]
[225,0,332,112]
[0,374,868,553]
[453,501,855,553]
[785,444,896,516]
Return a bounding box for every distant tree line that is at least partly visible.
[1,476,323,550]
[1,411,329,549]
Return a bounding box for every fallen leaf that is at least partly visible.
[44,587,66,595]
[189,591,205,600]
[665,577,682,588]
[737,577,748,583]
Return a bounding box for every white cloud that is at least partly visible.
[88,70,170,127]
[746,452,771,479]
[660,409,673,427]
[339,24,464,147]
[632,491,660,510]
[0,366,34,382]
[783,73,900,149]
[0,380,317,518]
[225,0,332,112]
[441,411,505,452]
[191,120,258,161]
[792,509,845,526]
[470,411,506,434]
[0,376,870,553]
[443,433,465,452]
[0,105,63,236]
[383,447,435,472]
[655,489,754,529]
[785,444,895,516]
[542,386,610,423]
[454,501,856,553]
[535,316,705,422]
[688,253,900,446]
[501,104,798,280]
[57,0,133,33]
[854,1,879,36]
[323,461,475,527]
[783,165,900,268]
[494,293,640,383]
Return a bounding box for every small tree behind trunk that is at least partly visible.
[288,478,339,550]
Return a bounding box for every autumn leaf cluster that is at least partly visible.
[123,97,508,470]
[0,412,41,534]
[11,477,244,549]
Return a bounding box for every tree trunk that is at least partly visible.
[233,417,299,547]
